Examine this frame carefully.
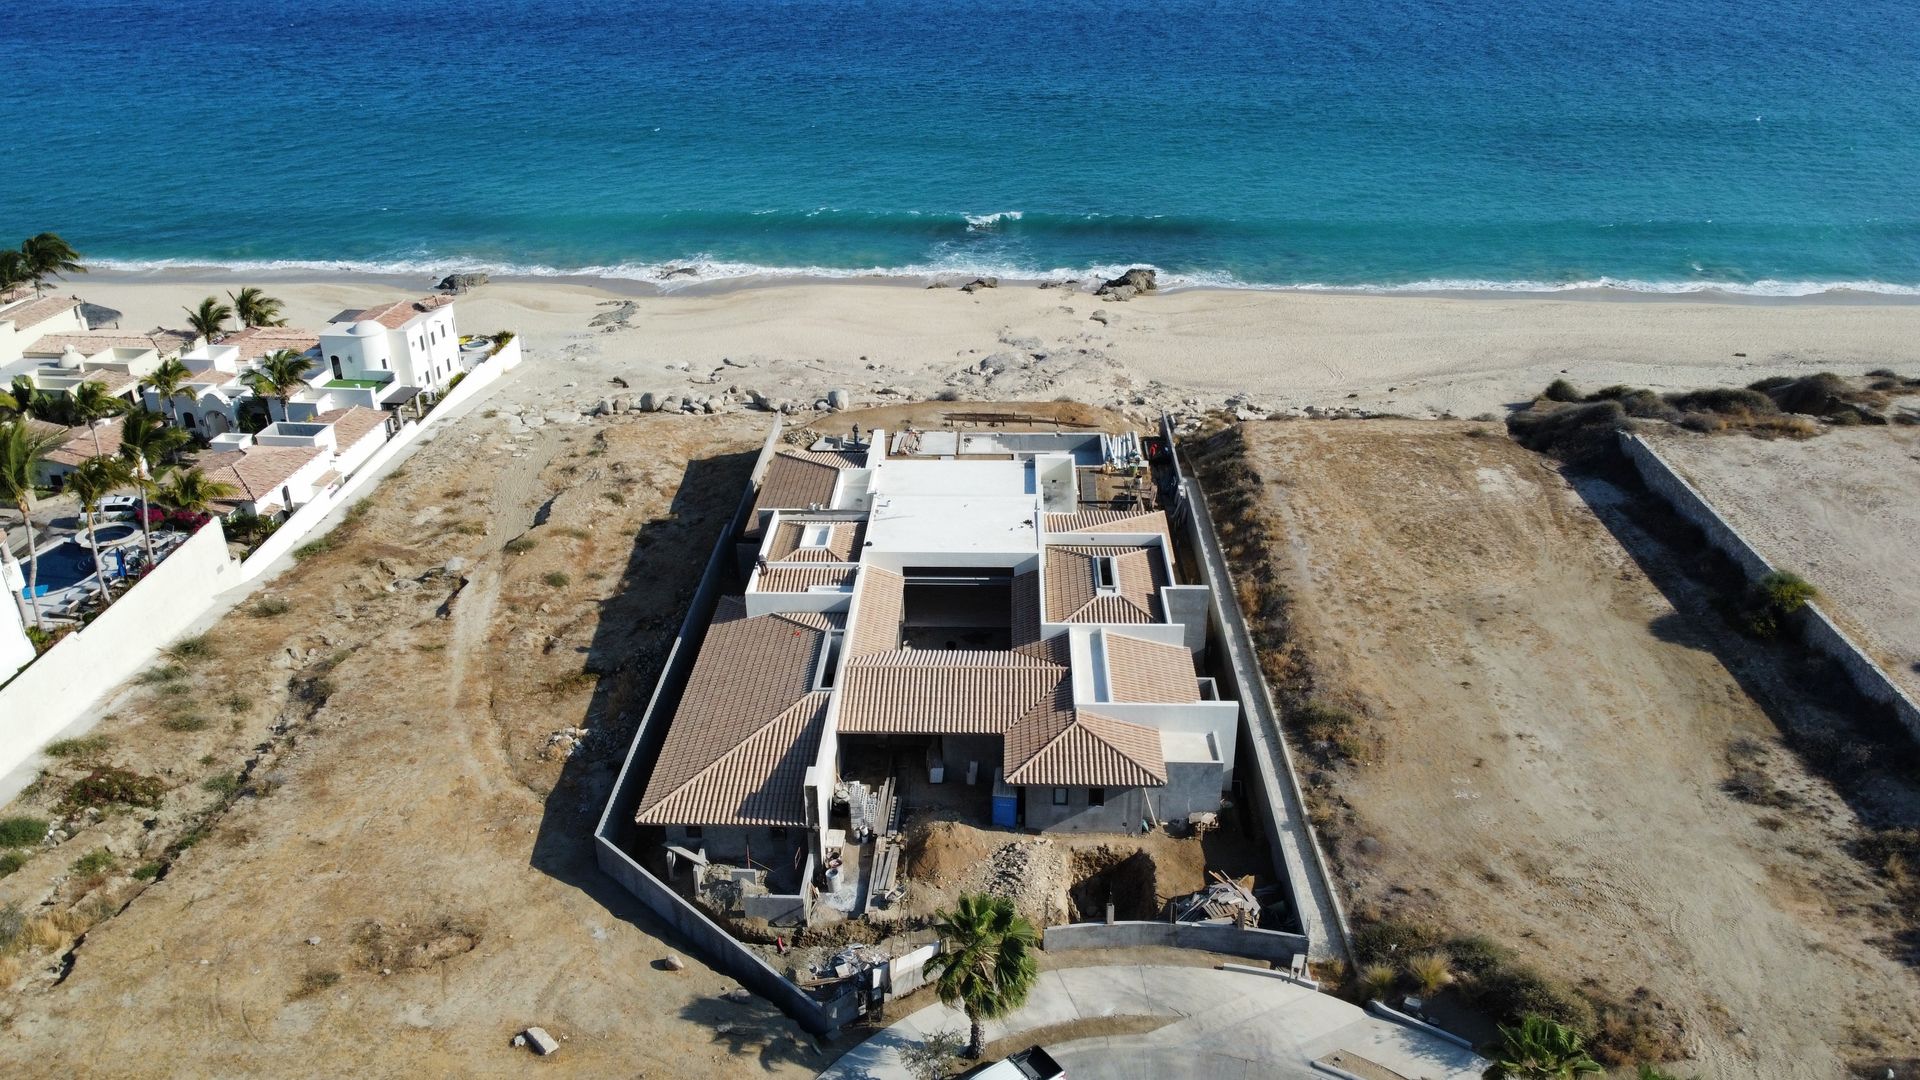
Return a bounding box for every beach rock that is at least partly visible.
[702,398,718,414]
[978,352,1025,376]
[1100,285,1137,302]
[827,388,852,410]
[660,266,698,279]
[999,335,1043,352]
[1039,278,1079,289]
[610,396,629,414]
[589,302,637,328]
[926,282,949,289]
[1089,310,1110,324]
[959,277,999,293]
[437,273,488,293]
[1098,267,1157,296]
[592,398,614,416]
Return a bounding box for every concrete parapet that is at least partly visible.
[1043,920,1309,962]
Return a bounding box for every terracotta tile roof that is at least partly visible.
[837,650,1068,735]
[1044,545,1165,623]
[1004,707,1166,787]
[1,295,80,331]
[1102,633,1200,703]
[752,450,860,515]
[635,600,839,826]
[756,566,858,593]
[766,517,865,562]
[353,294,454,330]
[1046,509,1172,537]
[46,419,126,467]
[25,328,196,358]
[315,406,389,450]
[222,325,320,356]
[850,566,904,655]
[637,692,830,827]
[200,446,323,511]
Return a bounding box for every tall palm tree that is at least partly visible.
[928,893,1040,1059]
[70,381,126,456]
[0,250,29,297]
[19,233,85,296]
[66,456,134,598]
[185,296,232,342]
[0,419,66,629]
[243,348,313,421]
[228,286,287,328]
[140,357,192,427]
[1483,1015,1603,1080]
[118,410,189,565]
[155,467,238,516]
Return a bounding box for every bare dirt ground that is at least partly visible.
[0,378,834,1076]
[1647,424,1920,703]
[1224,420,1920,1079]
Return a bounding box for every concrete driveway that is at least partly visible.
[817,964,1485,1080]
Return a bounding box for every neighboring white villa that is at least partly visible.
[0,293,88,370]
[318,294,469,405]
[633,429,1238,923]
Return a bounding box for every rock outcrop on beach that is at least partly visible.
[1097,267,1157,300]
[960,277,999,293]
[438,272,489,293]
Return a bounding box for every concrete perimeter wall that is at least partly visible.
[1163,416,1351,964]
[593,417,864,1035]
[1620,431,1920,741]
[0,522,238,781]
[1044,920,1310,962]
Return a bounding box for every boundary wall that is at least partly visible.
[1162,416,1351,963]
[1620,431,1920,741]
[1044,920,1309,962]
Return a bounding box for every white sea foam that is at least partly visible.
[87,256,1920,298]
[964,211,1025,229]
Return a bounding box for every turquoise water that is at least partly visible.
[6,0,1919,293]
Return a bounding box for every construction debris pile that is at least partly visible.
[1169,871,1262,927]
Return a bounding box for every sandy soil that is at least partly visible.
[66,274,1920,423]
[0,367,834,1075]
[1228,421,1920,1079]
[1648,425,1920,703]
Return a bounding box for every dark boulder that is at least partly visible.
[438,273,489,293]
[1096,267,1156,298]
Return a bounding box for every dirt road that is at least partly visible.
[1227,421,1920,1078]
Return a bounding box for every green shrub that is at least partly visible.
[220,692,252,715]
[503,535,537,554]
[1464,963,1597,1033]
[1662,387,1777,417]
[166,634,215,662]
[1542,378,1582,403]
[44,734,112,759]
[601,490,627,506]
[70,848,115,876]
[293,536,334,560]
[0,817,48,848]
[1444,934,1511,976]
[0,901,23,944]
[1351,917,1442,965]
[1355,962,1399,1000]
[201,773,241,797]
[0,852,27,878]
[132,862,163,881]
[542,571,571,588]
[135,665,187,685]
[1507,400,1631,463]
[59,766,167,813]
[250,596,292,617]
[162,714,210,733]
[1744,570,1816,638]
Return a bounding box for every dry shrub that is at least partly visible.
[1507,400,1630,463]
[352,914,483,972]
[24,917,66,951]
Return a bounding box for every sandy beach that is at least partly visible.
[63,274,1920,420]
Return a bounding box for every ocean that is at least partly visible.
[7,0,1918,294]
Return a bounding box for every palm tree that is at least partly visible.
[0,419,66,629]
[228,286,287,328]
[140,357,192,427]
[243,348,313,421]
[928,893,1039,1059]
[66,456,135,598]
[70,381,126,456]
[155,467,238,516]
[1484,1015,1603,1080]
[0,250,29,297]
[19,233,85,296]
[185,296,232,342]
[118,410,189,565]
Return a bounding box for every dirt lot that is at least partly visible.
[1218,420,1920,1079]
[1647,424,1920,704]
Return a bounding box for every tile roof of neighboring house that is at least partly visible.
[1045,509,1172,537]
[1044,545,1165,623]
[1004,707,1167,787]
[635,600,839,827]
[752,450,863,516]
[850,566,904,655]
[199,446,323,511]
[45,419,125,467]
[766,517,865,562]
[837,649,1068,735]
[1,295,81,331]
[24,328,197,359]
[222,325,320,356]
[315,406,389,450]
[756,566,859,593]
[352,294,455,331]
[1101,633,1200,703]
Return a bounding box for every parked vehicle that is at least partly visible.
[956,1045,1065,1080]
